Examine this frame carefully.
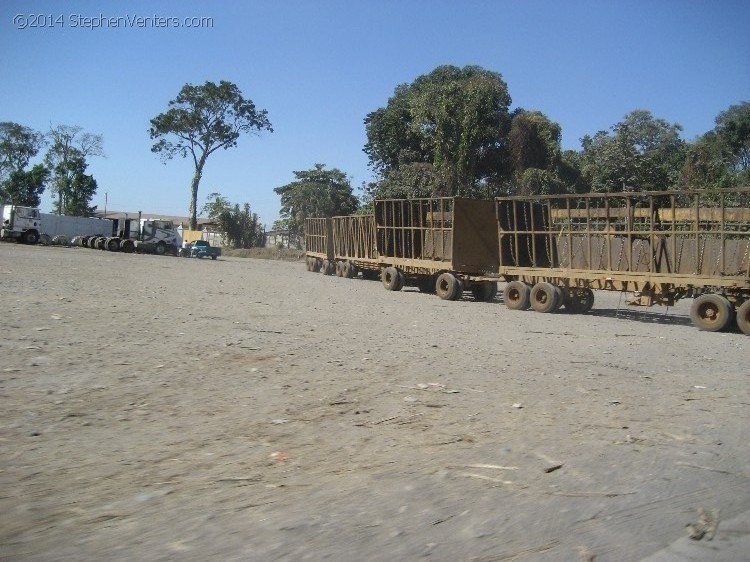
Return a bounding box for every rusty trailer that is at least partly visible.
[374,198,499,300]
[330,214,380,279]
[303,217,333,273]
[304,187,750,334]
[495,187,750,333]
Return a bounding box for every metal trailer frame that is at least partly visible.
[494,187,750,332]
[330,214,380,279]
[373,198,500,299]
[304,217,333,273]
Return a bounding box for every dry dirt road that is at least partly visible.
[1,243,748,561]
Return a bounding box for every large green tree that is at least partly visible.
[45,125,103,214]
[150,80,273,230]
[274,164,359,237]
[0,122,45,185]
[506,110,569,195]
[201,192,265,248]
[1,164,49,207]
[579,110,686,192]
[364,65,512,197]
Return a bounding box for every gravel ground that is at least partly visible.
[1,242,748,561]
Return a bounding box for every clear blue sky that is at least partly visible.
[2,0,748,228]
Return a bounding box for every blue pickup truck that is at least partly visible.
[180,240,221,260]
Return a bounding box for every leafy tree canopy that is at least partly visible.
[150,80,272,230]
[201,192,265,249]
[274,164,359,237]
[0,122,45,184]
[364,65,512,197]
[580,110,686,192]
[0,164,49,207]
[45,125,103,214]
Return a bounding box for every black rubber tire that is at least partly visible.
[563,288,595,314]
[504,281,530,310]
[335,261,346,277]
[106,238,120,252]
[471,282,497,302]
[530,282,561,313]
[120,239,135,253]
[96,237,106,250]
[311,259,321,273]
[382,267,403,291]
[211,255,217,260]
[436,272,461,300]
[552,285,565,312]
[690,294,733,332]
[736,300,750,336]
[155,242,166,256]
[22,230,40,245]
[346,262,357,278]
[305,257,312,271]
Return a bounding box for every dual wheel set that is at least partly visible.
[690,294,750,334]
[503,281,594,314]
[381,267,497,302]
[305,258,379,280]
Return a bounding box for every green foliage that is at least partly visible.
[150,80,272,230]
[274,164,359,237]
[682,102,750,189]
[201,192,265,249]
[45,125,103,214]
[365,163,442,200]
[0,122,45,184]
[1,164,49,207]
[364,65,512,197]
[508,110,562,173]
[580,110,686,192]
[714,102,750,176]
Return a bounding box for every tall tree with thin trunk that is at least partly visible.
[149,80,272,229]
[45,125,103,214]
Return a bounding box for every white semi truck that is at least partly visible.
[2,205,181,256]
[1,205,42,244]
[82,217,181,256]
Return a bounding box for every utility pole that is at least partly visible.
[104,192,108,218]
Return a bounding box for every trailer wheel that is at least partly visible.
[382,267,404,291]
[436,272,461,300]
[471,282,497,302]
[504,281,530,310]
[564,288,594,314]
[155,242,166,255]
[736,301,750,336]
[335,260,346,277]
[22,230,40,245]
[690,294,732,332]
[120,239,135,253]
[530,282,561,313]
[322,260,334,275]
[346,262,357,278]
[312,259,321,273]
[552,285,565,312]
[106,238,120,252]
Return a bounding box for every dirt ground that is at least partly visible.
[1,243,748,561]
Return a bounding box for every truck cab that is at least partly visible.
[1,205,41,244]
